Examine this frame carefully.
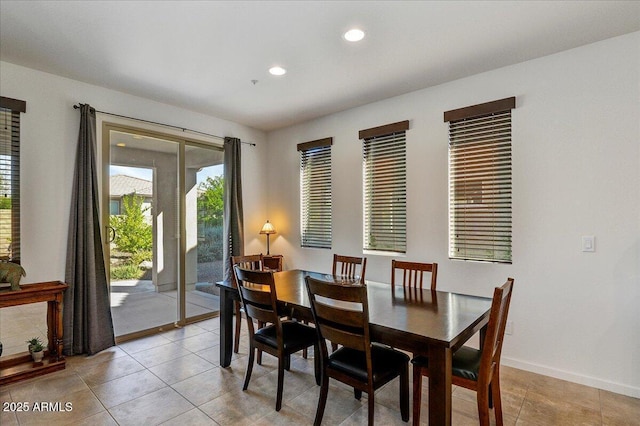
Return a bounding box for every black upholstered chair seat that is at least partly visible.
[329,344,410,383]
[254,320,319,352]
[412,346,482,382]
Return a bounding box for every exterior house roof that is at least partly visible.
[110,174,152,198]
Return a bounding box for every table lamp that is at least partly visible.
[259,220,276,255]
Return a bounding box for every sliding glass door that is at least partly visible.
[103,124,223,339]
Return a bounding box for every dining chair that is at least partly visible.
[305,275,410,426]
[231,254,264,354]
[411,278,514,426]
[332,254,367,283]
[234,266,321,411]
[391,259,438,292]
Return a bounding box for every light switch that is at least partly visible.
[582,235,595,252]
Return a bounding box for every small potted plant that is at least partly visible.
[26,337,45,362]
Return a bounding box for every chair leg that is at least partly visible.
[276,357,285,411]
[234,302,241,353]
[302,320,309,359]
[243,346,255,391]
[354,388,363,400]
[257,320,264,364]
[477,383,491,426]
[400,362,409,422]
[412,365,423,426]
[313,343,321,386]
[284,354,291,371]
[367,391,375,426]
[314,369,330,426]
[491,373,504,426]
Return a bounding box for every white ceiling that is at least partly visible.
[1,1,639,131]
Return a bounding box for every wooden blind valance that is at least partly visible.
[359,120,409,140]
[297,137,333,152]
[0,97,27,113]
[444,97,515,122]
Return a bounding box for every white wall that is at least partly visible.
[0,61,268,283]
[266,32,640,397]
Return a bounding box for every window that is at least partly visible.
[298,137,332,249]
[446,97,515,263]
[361,121,409,253]
[0,97,25,263]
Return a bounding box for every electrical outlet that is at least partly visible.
[505,321,513,335]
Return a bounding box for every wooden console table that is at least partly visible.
[0,281,69,385]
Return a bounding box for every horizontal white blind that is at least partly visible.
[449,110,512,263]
[363,132,406,253]
[0,107,21,262]
[300,144,332,249]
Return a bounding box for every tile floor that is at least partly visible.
[1,318,639,425]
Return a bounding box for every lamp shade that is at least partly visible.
[260,220,276,235]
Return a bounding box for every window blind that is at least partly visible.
[361,121,408,253]
[299,138,332,249]
[447,97,514,263]
[0,97,25,263]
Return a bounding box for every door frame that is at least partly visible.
[100,121,224,342]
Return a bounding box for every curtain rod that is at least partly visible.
[73,104,256,146]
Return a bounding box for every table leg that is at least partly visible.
[428,345,453,425]
[219,286,234,367]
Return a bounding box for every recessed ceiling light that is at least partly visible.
[116,143,126,147]
[344,28,365,42]
[269,66,287,76]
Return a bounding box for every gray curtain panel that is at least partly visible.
[63,104,115,355]
[223,137,244,282]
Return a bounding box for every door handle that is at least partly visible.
[108,226,116,243]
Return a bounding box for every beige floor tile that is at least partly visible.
[195,318,221,332]
[73,410,119,426]
[6,369,90,402]
[172,367,242,406]
[91,369,166,408]
[253,403,316,425]
[160,408,220,425]
[160,324,208,342]
[75,354,145,387]
[452,394,518,426]
[129,341,192,368]
[175,333,220,353]
[195,345,221,365]
[517,389,602,426]
[66,346,129,370]
[148,353,215,385]
[340,401,408,425]
[600,389,640,426]
[198,387,276,425]
[108,387,194,425]
[286,382,365,425]
[248,363,317,409]
[14,388,105,426]
[117,333,173,354]
[527,374,601,412]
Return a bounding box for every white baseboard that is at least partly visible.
[502,356,640,398]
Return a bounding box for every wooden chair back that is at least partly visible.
[233,267,280,336]
[391,260,438,292]
[478,278,514,386]
[231,254,264,286]
[332,254,367,283]
[305,276,370,353]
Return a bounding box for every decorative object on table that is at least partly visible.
[26,337,45,362]
[0,261,26,291]
[259,220,276,255]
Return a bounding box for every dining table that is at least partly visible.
[216,269,492,426]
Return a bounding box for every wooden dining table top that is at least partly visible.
[222,269,493,355]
